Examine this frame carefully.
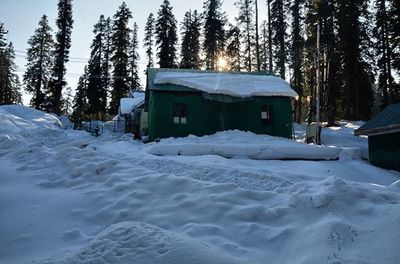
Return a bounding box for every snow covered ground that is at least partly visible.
[1,105,399,264]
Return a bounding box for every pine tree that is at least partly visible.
[144,13,155,68]
[303,0,342,124]
[388,0,400,102]
[337,0,374,120]
[109,2,132,115]
[128,22,140,90]
[180,10,202,69]
[255,0,261,71]
[235,0,255,72]
[47,0,73,115]
[72,66,89,125]
[290,0,305,123]
[23,15,54,110]
[267,0,273,73]
[0,42,22,105]
[87,15,108,119]
[155,0,178,68]
[226,25,241,71]
[376,0,400,105]
[260,20,268,71]
[0,21,9,104]
[62,86,73,115]
[271,0,287,78]
[102,17,112,100]
[0,22,7,52]
[389,0,400,75]
[203,0,226,70]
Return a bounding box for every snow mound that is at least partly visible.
[147,130,341,160]
[0,105,61,141]
[154,71,298,98]
[59,115,73,129]
[42,221,247,264]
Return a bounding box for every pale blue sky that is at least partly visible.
[0,0,267,103]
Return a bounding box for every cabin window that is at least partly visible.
[173,103,187,125]
[261,105,273,125]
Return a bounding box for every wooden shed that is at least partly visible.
[145,68,298,141]
[355,103,400,171]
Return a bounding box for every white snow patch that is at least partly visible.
[154,71,298,98]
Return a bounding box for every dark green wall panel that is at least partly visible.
[148,91,293,141]
[369,132,400,171]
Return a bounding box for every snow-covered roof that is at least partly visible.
[154,72,298,98]
[119,94,145,115]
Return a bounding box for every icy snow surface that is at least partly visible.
[154,71,298,98]
[1,106,400,264]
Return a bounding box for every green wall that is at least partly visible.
[148,91,293,141]
[369,132,400,171]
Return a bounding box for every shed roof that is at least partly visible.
[355,103,400,136]
[119,93,145,115]
[149,68,298,98]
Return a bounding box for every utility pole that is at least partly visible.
[267,0,273,73]
[316,22,321,145]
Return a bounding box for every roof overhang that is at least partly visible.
[354,124,400,136]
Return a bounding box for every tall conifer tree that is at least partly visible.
[290,0,305,123]
[180,10,201,69]
[271,0,287,78]
[87,15,108,119]
[337,0,374,120]
[144,13,155,68]
[0,42,22,105]
[109,2,132,115]
[203,0,226,70]
[235,0,255,72]
[47,0,73,115]
[128,22,140,90]
[155,0,178,68]
[23,15,54,110]
[226,25,241,71]
[72,66,89,125]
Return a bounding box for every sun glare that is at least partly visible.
[217,57,227,71]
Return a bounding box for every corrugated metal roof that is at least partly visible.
[355,103,400,136]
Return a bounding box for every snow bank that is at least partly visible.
[321,121,369,159]
[42,221,247,264]
[0,105,61,141]
[154,71,298,98]
[2,107,400,264]
[147,130,341,160]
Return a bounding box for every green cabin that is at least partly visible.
[355,103,400,172]
[145,68,298,141]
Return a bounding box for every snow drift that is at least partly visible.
[41,221,247,264]
[147,130,341,160]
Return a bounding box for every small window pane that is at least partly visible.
[261,105,273,125]
[172,103,188,125]
[261,111,268,119]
